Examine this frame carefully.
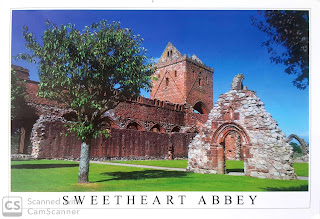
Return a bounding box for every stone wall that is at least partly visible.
[31,116,195,159]
[113,100,186,132]
[187,74,297,180]
[151,43,214,113]
[294,155,309,163]
[185,59,213,112]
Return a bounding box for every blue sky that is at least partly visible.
[11,10,309,142]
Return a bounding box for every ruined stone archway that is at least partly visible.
[286,134,308,155]
[126,121,143,131]
[188,74,297,180]
[213,122,250,146]
[193,101,209,114]
[100,116,119,129]
[11,104,39,155]
[150,124,165,133]
[211,122,251,174]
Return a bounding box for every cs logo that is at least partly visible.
[2,197,22,217]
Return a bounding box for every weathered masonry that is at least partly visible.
[11,43,211,160]
[187,74,297,180]
[11,43,302,180]
[151,42,214,115]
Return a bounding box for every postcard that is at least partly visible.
[1,1,319,218]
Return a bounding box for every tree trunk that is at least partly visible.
[19,126,26,154]
[78,141,91,184]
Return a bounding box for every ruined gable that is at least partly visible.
[187,74,296,180]
[158,42,183,63]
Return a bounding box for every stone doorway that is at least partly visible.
[224,131,243,161]
[212,122,251,175]
[220,130,245,174]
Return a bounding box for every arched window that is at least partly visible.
[166,78,169,86]
[198,78,201,86]
[167,51,170,57]
[150,124,161,133]
[171,126,180,133]
[126,122,143,131]
[174,71,177,77]
[193,101,209,114]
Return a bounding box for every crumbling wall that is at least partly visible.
[187,74,296,180]
[113,100,186,132]
[32,115,195,159]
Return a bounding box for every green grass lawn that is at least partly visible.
[11,160,308,192]
[108,160,308,176]
[109,160,246,173]
[108,159,188,168]
[293,163,309,177]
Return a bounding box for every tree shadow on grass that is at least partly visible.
[11,164,79,169]
[262,185,308,191]
[93,170,189,183]
[226,168,244,173]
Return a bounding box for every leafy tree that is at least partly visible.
[11,67,27,122]
[17,20,153,183]
[290,142,302,154]
[252,10,309,89]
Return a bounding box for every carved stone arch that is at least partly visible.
[286,134,308,155]
[193,101,209,114]
[101,116,119,129]
[149,124,165,133]
[210,122,251,174]
[212,122,250,145]
[126,121,144,131]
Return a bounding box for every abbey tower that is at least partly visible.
[151,42,214,114]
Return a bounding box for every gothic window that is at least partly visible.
[199,78,201,86]
[166,78,169,86]
[174,71,177,77]
[170,50,172,56]
[167,51,170,57]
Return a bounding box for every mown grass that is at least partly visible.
[11,160,308,192]
[108,160,308,176]
[293,163,309,177]
[108,159,188,168]
[108,160,246,172]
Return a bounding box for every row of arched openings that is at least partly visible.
[126,121,181,133]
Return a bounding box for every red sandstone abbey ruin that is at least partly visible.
[11,42,306,179]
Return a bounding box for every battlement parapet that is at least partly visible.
[127,95,187,112]
[155,55,213,73]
